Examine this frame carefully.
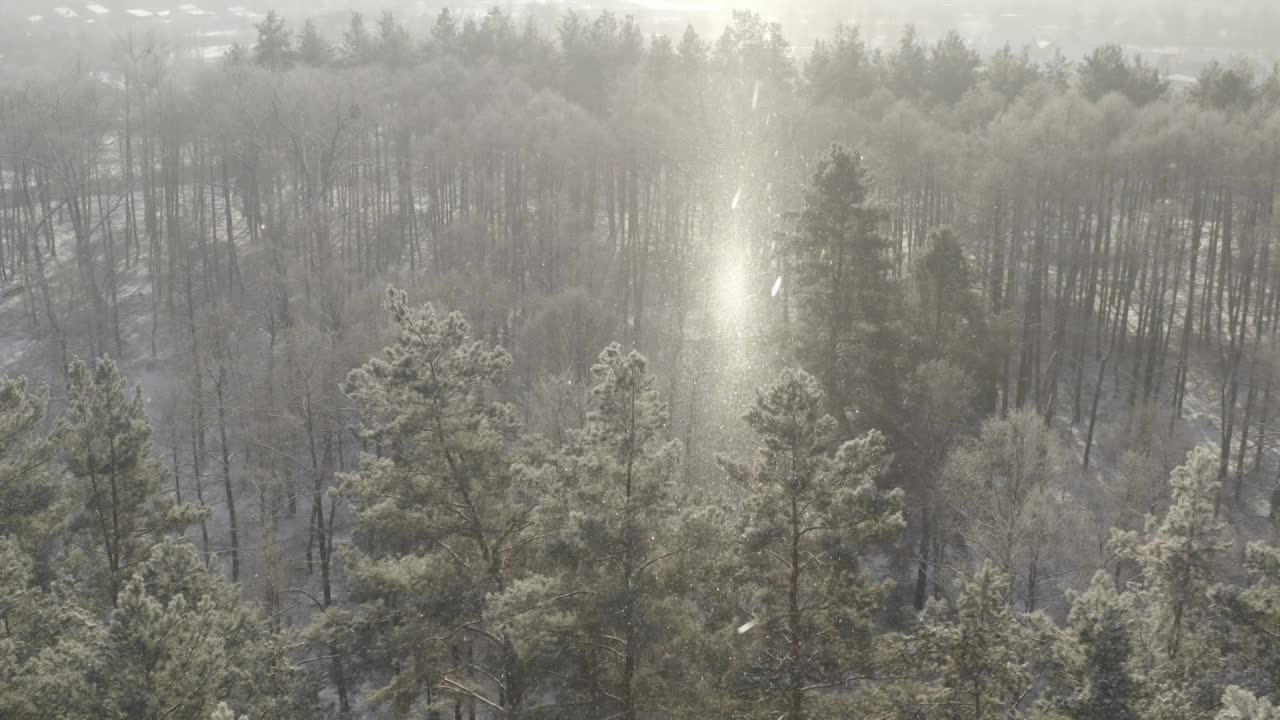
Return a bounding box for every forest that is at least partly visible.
[2,5,1280,719]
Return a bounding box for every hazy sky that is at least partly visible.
[6,0,1280,65]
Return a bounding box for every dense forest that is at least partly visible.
[3,5,1280,719]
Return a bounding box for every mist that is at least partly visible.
[1,1,1279,719]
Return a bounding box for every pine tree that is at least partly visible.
[1211,541,1280,696]
[1077,44,1167,104]
[887,25,928,100]
[1047,572,1138,720]
[909,227,994,410]
[426,8,459,57]
[60,356,200,608]
[928,30,981,104]
[804,24,874,104]
[340,288,535,715]
[0,376,60,560]
[912,228,989,359]
[915,227,970,348]
[986,44,1043,101]
[903,359,978,609]
[376,12,412,67]
[786,145,900,432]
[253,10,294,70]
[0,537,106,720]
[1116,447,1228,659]
[916,562,1040,720]
[106,539,319,720]
[1191,60,1258,110]
[1111,447,1230,719]
[718,368,903,720]
[491,344,719,720]
[2,527,314,720]
[297,19,332,67]
[341,12,374,65]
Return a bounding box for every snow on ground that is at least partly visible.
[200,44,230,60]
[126,8,153,17]
[53,7,78,18]
[0,288,38,370]
[91,71,126,89]
[85,2,110,14]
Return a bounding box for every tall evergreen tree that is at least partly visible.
[1048,572,1139,720]
[916,562,1042,720]
[253,10,294,70]
[1077,44,1167,104]
[1112,447,1230,719]
[1192,59,1258,111]
[341,12,374,65]
[2,518,314,720]
[297,19,332,67]
[1211,541,1280,697]
[902,359,978,609]
[0,376,60,560]
[106,539,319,720]
[986,43,1043,101]
[887,25,929,100]
[60,357,199,607]
[492,344,718,720]
[804,24,874,104]
[339,288,536,715]
[910,226,993,401]
[0,536,105,720]
[787,144,899,433]
[928,30,981,104]
[376,12,413,67]
[718,368,904,720]
[1115,447,1228,659]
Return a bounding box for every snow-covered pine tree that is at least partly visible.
[252,10,293,69]
[1046,571,1138,720]
[2,536,314,719]
[0,376,61,561]
[339,288,535,716]
[1111,446,1230,719]
[106,539,319,720]
[60,356,202,608]
[490,343,720,720]
[916,562,1044,720]
[0,536,106,720]
[717,367,903,720]
[1211,541,1280,698]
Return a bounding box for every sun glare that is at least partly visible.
[714,256,750,327]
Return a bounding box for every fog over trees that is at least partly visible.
[3,5,1280,719]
